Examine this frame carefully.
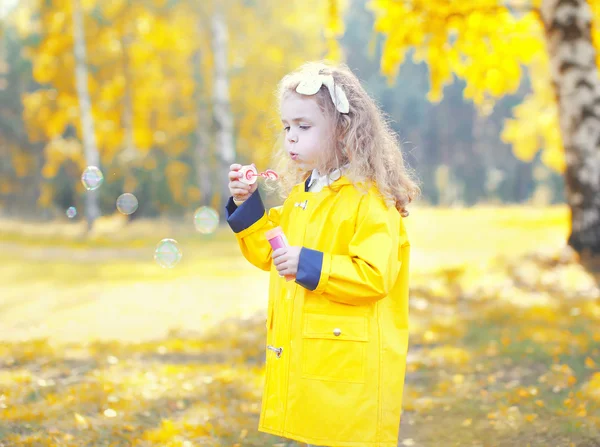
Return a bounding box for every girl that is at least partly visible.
[225,61,419,447]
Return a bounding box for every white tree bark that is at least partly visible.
[72,0,100,230]
[118,29,139,223]
[211,9,236,206]
[541,0,600,261]
[117,3,142,217]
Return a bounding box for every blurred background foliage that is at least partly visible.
[2,0,593,224]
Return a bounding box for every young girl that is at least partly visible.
[225,61,419,447]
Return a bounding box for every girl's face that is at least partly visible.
[280,93,334,172]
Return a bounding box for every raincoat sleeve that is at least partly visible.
[225,189,282,272]
[295,191,403,306]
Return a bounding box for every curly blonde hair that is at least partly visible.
[261,60,420,217]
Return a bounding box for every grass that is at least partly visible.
[1,204,600,446]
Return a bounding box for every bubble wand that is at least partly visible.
[238,165,279,185]
[237,165,290,280]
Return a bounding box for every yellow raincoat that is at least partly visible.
[225,174,410,447]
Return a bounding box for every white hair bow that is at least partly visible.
[295,71,350,114]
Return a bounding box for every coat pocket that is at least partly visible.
[300,313,369,383]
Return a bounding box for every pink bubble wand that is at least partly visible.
[239,165,279,185]
[240,165,289,280]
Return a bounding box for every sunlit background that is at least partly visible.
[1,0,599,446]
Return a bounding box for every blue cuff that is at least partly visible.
[225,189,266,233]
[296,247,323,291]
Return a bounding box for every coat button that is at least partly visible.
[333,328,341,336]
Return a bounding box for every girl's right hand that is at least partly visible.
[228,163,258,202]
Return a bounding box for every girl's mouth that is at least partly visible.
[289,152,299,160]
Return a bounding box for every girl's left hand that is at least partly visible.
[272,246,302,277]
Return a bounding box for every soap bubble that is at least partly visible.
[116,193,138,215]
[81,166,104,191]
[193,206,219,234]
[66,207,77,219]
[154,239,182,268]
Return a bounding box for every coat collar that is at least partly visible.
[304,163,351,192]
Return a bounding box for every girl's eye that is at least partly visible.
[283,126,290,132]
[299,125,310,130]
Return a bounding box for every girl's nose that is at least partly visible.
[288,132,298,144]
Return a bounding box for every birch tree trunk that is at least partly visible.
[118,2,141,223]
[211,9,236,209]
[118,29,138,222]
[72,0,100,231]
[541,0,600,268]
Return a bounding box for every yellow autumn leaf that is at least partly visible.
[74,412,90,429]
[524,413,538,423]
[512,133,539,163]
[81,0,97,13]
[134,127,153,150]
[327,0,346,36]
[100,0,126,20]
[541,147,566,173]
[581,372,600,402]
[585,357,596,369]
[427,345,471,366]
[46,111,70,138]
[144,418,180,442]
[32,54,57,84]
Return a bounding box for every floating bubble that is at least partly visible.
[81,166,104,191]
[66,207,77,219]
[154,239,182,268]
[193,206,219,234]
[116,193,138,215]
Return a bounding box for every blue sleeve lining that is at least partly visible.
[296,247,323,291]
[225,189,265,233]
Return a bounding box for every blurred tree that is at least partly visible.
[339,0,559,206]
[11,0,335,219]
[366,0,600,260]
[0,0,571,216]
[72,0,101,230]
[211,4,236,210]
[0,12,42,217]
[539,0,600,264]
